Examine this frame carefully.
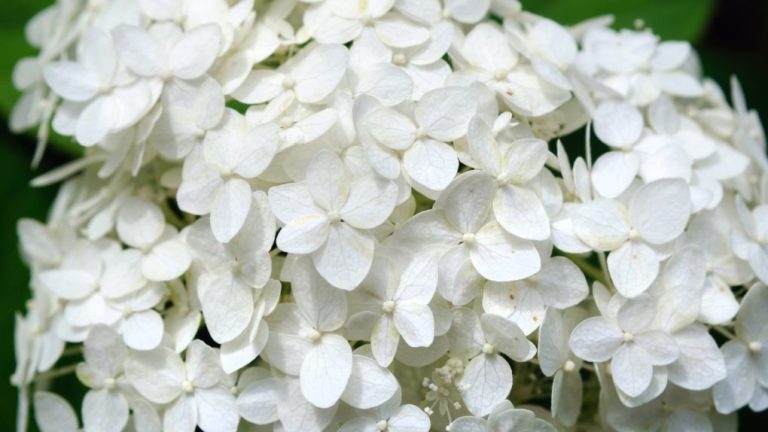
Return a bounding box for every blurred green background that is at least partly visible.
[1,0,767,430]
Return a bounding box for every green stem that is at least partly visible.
[566,254,608,286]
[34,364,79,383]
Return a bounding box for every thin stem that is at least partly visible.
[585,121,593,171]
[597,251,614,292]
[712,325,737,340]
[34,364,79,383]
[17,385,28,432]
[567,254,608,286]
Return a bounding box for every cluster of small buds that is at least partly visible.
[8,0,768,431]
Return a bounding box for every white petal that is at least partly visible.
[591,151,639,198]
[458,354,512,417]
[493,185,550,241]
[713,341,755,414]
[569,317,623,362]
[291,258,348,331]
[653,71,704,98]
[534,257,589,309]
[163,396,197,432]
[393,302,435,348]
[471,222,541,282]
[341,355,399,409]
[142,238,191,281]
[293,44,349,104]
[396,254,439,304]
[268,182,325,224]
[312,223,375,290]
[220,319,268,374]
[447,0,490,23]
[373,13,430,48]
[629,179,691,245]
[388,404,431,432]
[594,99,643,148]
[43,61,97,102]
[607,241,660,298]
[482,314,536,362]
[449,417,487,432]
[467,116,502,174]
[366,108,417,151]
[634,330,679,366]
[300,334,353,408]
[668,324,726,390]
[199,273,253,344]
[76,97,118,146]
[34,392,79,432]
[502,65,571,117]
[195,386,239,432]
[341,176,398,229]
[112,25,162,77]
[463,23,516,72]
[437,171,495,234]
[169,24,222,80]
[122,310,164,351]
[551,370,582,427]
[355,63,413,107]
[571,199,631,251]
[415,87,476,141]
[276,214,331,254]
[231,69,285,103]
[611,343,653,397]
[210,178,252,243]
[371,314,399,367]
[236,374,278,425]
[403,138,459,192]
[276,376,338,431]
[124,347,184,404]
[306,150,349,211]
[82,389,129,432]
[39,269,96,300]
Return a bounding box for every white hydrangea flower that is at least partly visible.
[264,258,352,408]
[572,178,692,297]
[482,256,588,335]
[537,308,587,427]
[347,251,438,367]
[177,109,279,242]
[269,150,397,289]
[125,340,239,432]
[570,295,680,397]
[393,171,541,283]
[43,28,159,146]
[10,0,768,430]
[449,400,557,432]
[448,309,536,416]
[713,283,768,414]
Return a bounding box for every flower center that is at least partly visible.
[182,380,194,394]
[393,53,407,66]
[103,377,116,390]
[306,328,322,343]
[563,360,576,372]
[382,300,395,314]
[749,341,763,353]
[462,232,476,245]
[622,332,634,343]
[482,343,495,355]
[328,211,342,223]
[282,76,295,89]
[376,420,388,431]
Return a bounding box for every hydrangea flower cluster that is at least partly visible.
[10,0,768,431]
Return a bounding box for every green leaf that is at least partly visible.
[523,0,716,41]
